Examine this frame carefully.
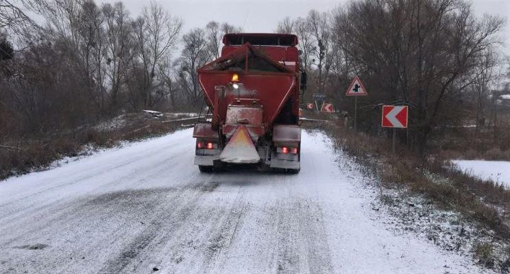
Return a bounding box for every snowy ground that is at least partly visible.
[0,129,490,274]
[453,160,510,188]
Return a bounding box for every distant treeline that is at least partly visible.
[276,0,507,151]
[0,0,508,152]
[0,0,240,139]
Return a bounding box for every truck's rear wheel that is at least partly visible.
[198,165,214,173]
[287,168,300,174]
[272,168,300,174]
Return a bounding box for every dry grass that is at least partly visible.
[0,115,183,180]
[437,124,510,161]
[485,148,505,161]
[474,242,496,268]
[303,119,510,241]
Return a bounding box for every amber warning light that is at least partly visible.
[231,73,239,82]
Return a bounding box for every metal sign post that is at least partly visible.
[313,93,326,113]
[381,105,409,154]
[392,128,396,153]
[354,96,358,132]
[346,76,368,133]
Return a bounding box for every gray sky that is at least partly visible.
[99,0,509,50]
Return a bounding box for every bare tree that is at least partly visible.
[132,1,182,109]
[0,0,49,30]
[306,10,331,94]
[220,22,241,35]
[204,21,241,59]
[40,0,108,114]
[80,0,107,112]
[205,21,221,59]
[332,0,505,151]
[157,54,176,109]
[0,0,188,153]
[175,28,210,105]
[472,50,498,135]
[276,17,295,34]
[275,16,315,74]
[102,2,135,113]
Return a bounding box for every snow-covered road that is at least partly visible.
[0,129,485,273]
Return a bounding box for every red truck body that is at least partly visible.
[193,33,303,173]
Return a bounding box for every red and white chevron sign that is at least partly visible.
[382,105,408,128]
[321,103,334,113]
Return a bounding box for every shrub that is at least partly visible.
[503,150,510,161]
[0,113,182,180]
[474,243,495,268]
[464,149,480,160]
[485,148,504,161]
[85,129,109,146]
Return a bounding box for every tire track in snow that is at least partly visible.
[96,175,216,274]
[274,198,334,274]
[0,143,172,208]
[198,184,249,273]
[134,180,250,274]
[0,150,190,245]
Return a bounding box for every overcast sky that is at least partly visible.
[98,0,509,51]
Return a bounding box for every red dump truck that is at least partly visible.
[193,33,306,173]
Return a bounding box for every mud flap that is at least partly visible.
[271,125,301,171]
[220,126,260,164]
[270,156,300,170]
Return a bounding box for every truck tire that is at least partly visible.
[198,165,214,173]
[272,168,300,174]
[287,168,300,174]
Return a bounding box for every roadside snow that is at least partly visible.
[0,129,492,274]
[143,110,164,118]
[142,110,163,114]
[167,112,198,118]
[452,160,510,188]
[94,114,129,132]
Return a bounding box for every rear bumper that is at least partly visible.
[194,155,220,166]
[195,154,300,170]
[270,158,300,169]
[270,152,300,170]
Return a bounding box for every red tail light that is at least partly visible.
[197,142,204,149]
[282,147,289,154]
[207,142,214,149]
[292,147,298,154]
